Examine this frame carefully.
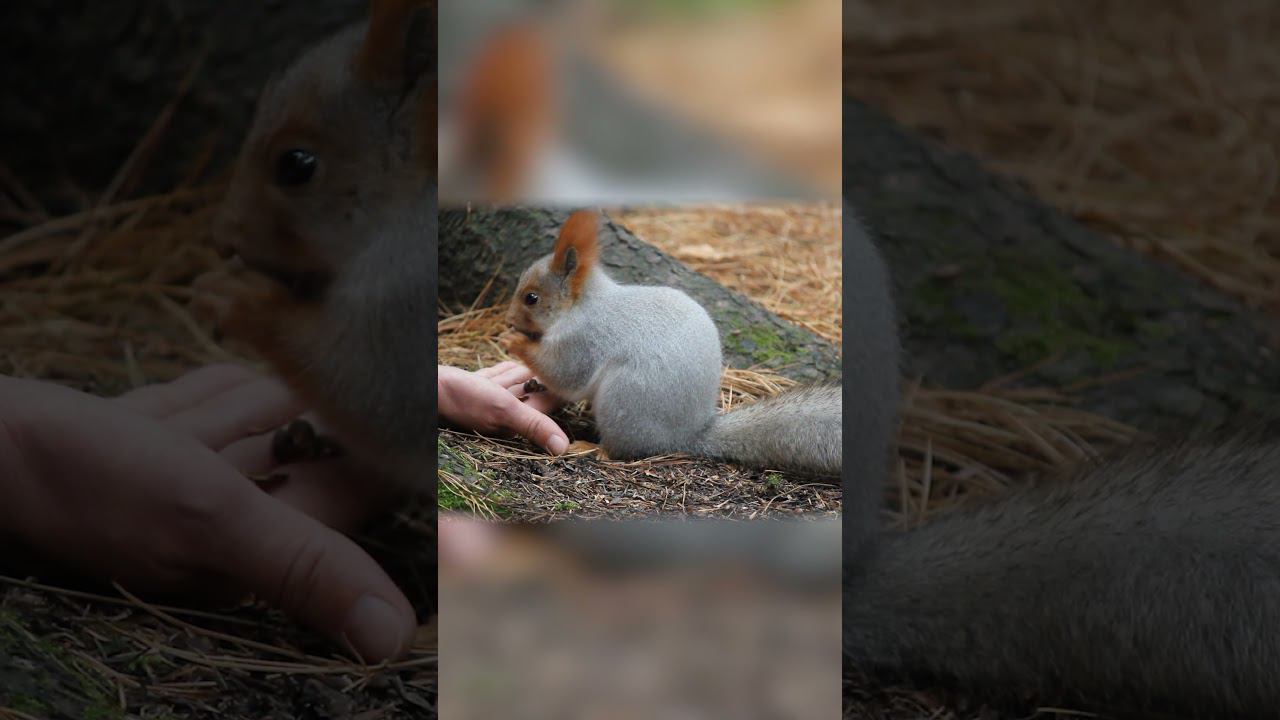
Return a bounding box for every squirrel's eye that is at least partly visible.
[276,149,317,186]
[523,292,539,306]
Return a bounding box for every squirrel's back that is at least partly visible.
[545,273,725,458]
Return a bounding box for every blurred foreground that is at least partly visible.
[439,518,840,719]
[438,0,840,204]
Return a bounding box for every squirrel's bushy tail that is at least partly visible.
[845,427,1280,717]
[694,384,841,476]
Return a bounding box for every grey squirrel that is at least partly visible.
[198,0,436,493]
[840,204,1280,716]
[501,209,846,476]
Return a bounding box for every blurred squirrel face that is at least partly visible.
[215,13,435,300]
[507,256,571,339]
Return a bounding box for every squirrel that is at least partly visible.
[198,0,436,493]
[499,209,857,478]
[840,204,1280,716]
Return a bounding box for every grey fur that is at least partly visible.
[846,427,1280,716]
[840,207,902,551]
[693,384,842,475]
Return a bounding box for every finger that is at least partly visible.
[218,412,327,475]
[267,464,397,534]
[473,361,521,379]
[221,433,392,533]
[505,382,563,413]
[168,377,304,451]
[523,391,564,415]
[500,399,568,455]
[220,432,283,476]
[215,486,416,663]
[114,364,258,418]
[438,516,501,569]
[486,364,536,389]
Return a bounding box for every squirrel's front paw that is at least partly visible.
[499,328,538,363]
[498,328,520,352]
[192,263,288,341]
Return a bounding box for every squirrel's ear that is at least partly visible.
[456,23,553,202]
[356,0,434,93]
[552,210,600,299]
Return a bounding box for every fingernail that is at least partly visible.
[343,595,411,663]
[548,435,568,455]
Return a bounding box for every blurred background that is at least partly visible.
[437,0,840,204]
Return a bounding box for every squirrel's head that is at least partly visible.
[215,0,436,300]
[506,210,601,339]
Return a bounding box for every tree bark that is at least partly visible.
[843,98,1280,433]
[438,207,843,384]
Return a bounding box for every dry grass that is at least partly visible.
[0,184,233,388]
[612,202,843,345]
[846,0,1280,315]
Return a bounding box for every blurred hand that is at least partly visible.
[0,365,415,663]
[438,362,568,454]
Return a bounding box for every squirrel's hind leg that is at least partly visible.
[591,371,710,461]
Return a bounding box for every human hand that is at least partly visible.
[0,365,416,663]
[437,362,568,454]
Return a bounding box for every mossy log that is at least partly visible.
[843,98,1280,433]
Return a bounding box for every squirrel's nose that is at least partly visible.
[211,206,245,259]
[211,222,248,260]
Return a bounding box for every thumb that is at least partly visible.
[215,486,416,663]
[502,397,569,455]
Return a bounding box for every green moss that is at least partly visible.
[488,489,515,519]
[909,280,983,339]
[0,612,124,720]
[908,242,1141,370]
[437,482,470,512]
[722,318,798,367]
[1136,319,1176,341]
[764,472,783,490]
[437,437,493,484]
[9,696,50,715]
[437,436,512,517]
[553,501,580,512]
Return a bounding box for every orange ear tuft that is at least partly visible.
[356,0,431,86]
[457,24,554,202]
[552,210,600,299]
